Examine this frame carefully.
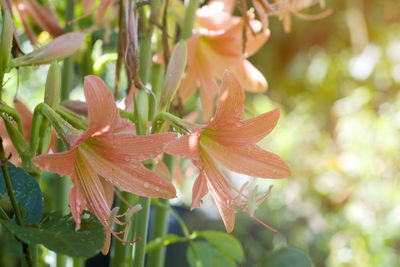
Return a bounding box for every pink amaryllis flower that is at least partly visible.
[33,75,177,254]
[165,70,291,232]
[178,0,270,119]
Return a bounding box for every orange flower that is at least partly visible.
[165,70,291,232]
[179,0,270,119]
[33,75,177,254]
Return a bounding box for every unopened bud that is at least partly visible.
[44,61,61,108]
[0,11,13,74]
[159,40,187,112]
[11,32,85,67]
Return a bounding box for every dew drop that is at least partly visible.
[155,186,160,192]
[144,182,149,188]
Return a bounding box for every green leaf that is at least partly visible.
[197,230,244,263]
[262,247,314,267]
[146,234,183,253]
[186,241,236,267]
[0,162,44,225]
[0,212,105,257]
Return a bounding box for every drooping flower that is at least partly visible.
[178,0,270,119]
[33,75,177,254]
[165,70,291,232]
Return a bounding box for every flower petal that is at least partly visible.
[192,171,209,209]
[69,182,86,231]
[164,132,201,161]
[204,108,280,145]
[75,151,110,227]
[84,75,122,137]
[202,141,291,178]
[89,132,177,162]
[244,21,270,58]
[200,152,236,232]
[79,146,176,199]
[209,70,244,128]
[32,149,77,177]
[198,60,219,120]
[231,60,267,92]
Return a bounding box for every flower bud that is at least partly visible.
[11,32,85,67]
[0,11,13,74]
[44,61,61,108]
[159,40,187,112]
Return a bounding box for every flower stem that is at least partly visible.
[110,192,138,267]
[182,0,199,39]
[57,0,75,266]
[0,138,34,267]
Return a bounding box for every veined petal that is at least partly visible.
[164,132,201,161]
[32,149,77,177]
[75,151,110,227]
[209,70,244,128]
[88,132,177,162]
[84,75,122,137]
[192,171,208,209]
[198,59,219,120]
[208,187,236,232]
[200,151,236,232]
[100,178,114,208]
[202,141,291,178]
[79,146,176,199]
[204,108,280,145]
[69,182,86,230]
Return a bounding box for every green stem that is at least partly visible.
[133,196,151,267]
[57,1,75,265]
[110,192,138,267]
[147,199,169,267]
[72,257,84,267]
[182,0,199,39]
[0,138,34,267]
[56,106,88,130]
[152,111,195,134]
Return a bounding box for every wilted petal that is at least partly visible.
[32,149,77,177]
[202,141,291,178]
[165,132,201,161]
[205,108,280,145]
[209,70,245,128]
[84,75,122,137]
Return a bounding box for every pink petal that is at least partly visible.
[231,60,267,92]
[191,171,209,209]
[84,75,122,137]
[179,64,198,101]
[89,132,177,162]
[205,108,280,145]
[202,141,291,178]
[32,149,77,177]
[200,152,236,232]
[164,132,201,161]
[198,59,220,120]
[100,178,114,208]
[79,146,176,199]
[209,70,244,128]
[97,0,117,23]
[75,151,110,228]
[69,182,86,231]
[244,20,270,58]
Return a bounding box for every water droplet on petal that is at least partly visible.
[144,182,149,188]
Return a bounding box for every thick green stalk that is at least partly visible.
[0,138,34,267]
[110,192,138,267]
[57,1,75,266]
[147,199,169,267]
[182,0,199,39]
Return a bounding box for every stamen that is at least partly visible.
[242,208,278,234]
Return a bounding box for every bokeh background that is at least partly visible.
[1,0,400,266]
